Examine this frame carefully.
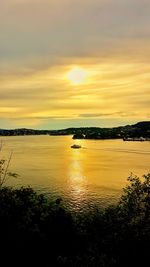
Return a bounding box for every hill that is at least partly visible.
[0,121,150,139]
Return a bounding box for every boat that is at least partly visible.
[71,144,81,149]
[123,137,147,142]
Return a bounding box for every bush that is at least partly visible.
[0,173,149,267]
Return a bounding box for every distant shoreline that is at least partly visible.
[0,121,150,140]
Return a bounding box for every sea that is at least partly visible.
[1,135,150,212]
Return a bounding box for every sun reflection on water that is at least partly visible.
[68,146,87,209]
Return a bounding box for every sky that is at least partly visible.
[0,0,150,129]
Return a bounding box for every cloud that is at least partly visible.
[79,112,127,118]
[0,0,150,70]
[0,0,149,128]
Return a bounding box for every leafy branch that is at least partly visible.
[0,143,18,188]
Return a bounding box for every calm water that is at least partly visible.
[1,136,150,212]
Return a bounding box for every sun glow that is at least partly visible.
[67,67,87,85]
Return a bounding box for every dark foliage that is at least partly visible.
[0,174,149,267]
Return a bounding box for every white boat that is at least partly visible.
[123,137,147,142]
[71,144,81,149]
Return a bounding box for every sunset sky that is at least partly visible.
[0,0,150,129]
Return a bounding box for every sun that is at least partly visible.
[67,67,87,85]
